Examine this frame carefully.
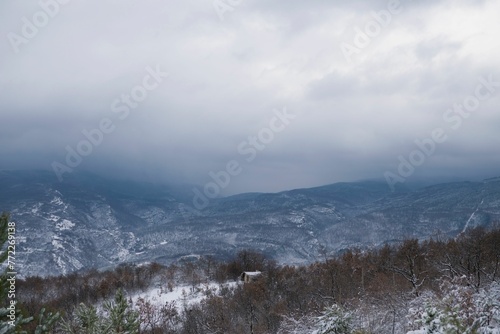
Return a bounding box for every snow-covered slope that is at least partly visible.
[2,170,500,277]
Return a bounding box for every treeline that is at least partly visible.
[179,227,500,333]
[7,226,500,333]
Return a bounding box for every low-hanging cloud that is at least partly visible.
[0,0,499,194]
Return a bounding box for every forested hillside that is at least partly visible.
[4,220,500,333]
[4,171,500,278]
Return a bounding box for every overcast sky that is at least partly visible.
[1,0,499,194]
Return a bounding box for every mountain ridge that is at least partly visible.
[1,170,499,277]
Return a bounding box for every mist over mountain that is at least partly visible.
[2,170,499,278]
[2,1,500,195]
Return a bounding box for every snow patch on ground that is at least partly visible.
[31,203,42,215]
[68,256,83,270]
[48,214,59,222]
[131,281,238,312]
[50,196,64,206]
[56,219,75,230]
[309,205,336,214]
[52,236,64,250]
[53,253,67,275]
[226,233,237,246]
[289,213,306,227]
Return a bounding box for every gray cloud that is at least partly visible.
[0,0,499,194]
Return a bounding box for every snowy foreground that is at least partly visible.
[125,279,500,334]
[307,281,500,334]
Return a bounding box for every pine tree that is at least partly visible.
[34,308,61,334]
[61,302,101,334]
[101,289,139,334]
[62,289,139,334]
[314,304,353,334]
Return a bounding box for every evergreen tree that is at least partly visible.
[61,303,101,334]
[102,289,139,334]
[62,289,139,334]
[314,304,353,334]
